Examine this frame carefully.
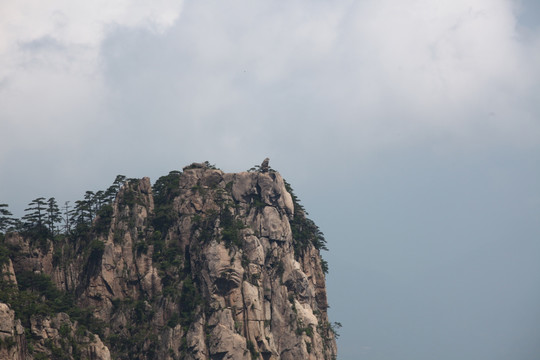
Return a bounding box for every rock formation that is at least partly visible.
[260,158,270,173]
[0,165,338,359]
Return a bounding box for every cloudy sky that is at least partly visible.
[1,0,540,358]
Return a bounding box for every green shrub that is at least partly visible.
[88,240,105,264]
[167,312,180,328]
[0,271,102,337]
[152,171,181,234]
[246,340,259,360]
[220,206,244,248]
[94,204,113,235]
[135,241,148,255]
[173,276,202,329]
[320,259,329,275]
[59,323,70,337]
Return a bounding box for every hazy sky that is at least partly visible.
[1,1,539,359]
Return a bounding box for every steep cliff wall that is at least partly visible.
[0,164,338,360]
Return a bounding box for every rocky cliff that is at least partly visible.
[0,164,338,359]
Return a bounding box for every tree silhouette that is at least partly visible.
[0,204,13,233]
[22,197,50,242]
[71,200,91,228]
[23,197,47,229]
[46,197,62,236]
[105,175,126,202]
[62,201,72,234]
[84,191,96,221]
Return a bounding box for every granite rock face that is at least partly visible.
[0,302,110,360]
[0,302,25,360]
[0,165,337,359]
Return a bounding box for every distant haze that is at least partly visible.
[1,1,540,359]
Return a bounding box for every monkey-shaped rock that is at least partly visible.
[261,157,270,173]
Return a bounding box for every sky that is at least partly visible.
[1,0,540,359]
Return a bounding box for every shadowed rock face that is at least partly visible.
[0,166,337,360]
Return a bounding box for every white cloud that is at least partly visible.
[0,0,183,163]
[333,0,536,136]
[0,0,182,48]
[1,0,539,170]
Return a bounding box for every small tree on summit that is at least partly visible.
[22,197,50,242]
[62,201,72,234]
[94,190,106,212]
[105,175,126,202]
[46,197,62,236]
[71,200,92,228]
[23,197,47,229]
[84,191,96,221]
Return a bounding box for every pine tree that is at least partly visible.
[62,201,72,234]
[105,175,126,202]
[22,197,47,229]
[71,200,89,227]
[84,191,96,221]
[22,197,49,241]
[46,197,62,236]
[94,190,106,212]
[0,204,13,233]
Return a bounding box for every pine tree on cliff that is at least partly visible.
[0,203,13,233]
[46,197,62,236]
[22,197,47,230]
[84,191,96,221]
[105,175,126,202]
[62,201,71,234]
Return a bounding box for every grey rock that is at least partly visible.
[261,158,270,173]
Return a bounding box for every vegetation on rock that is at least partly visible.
[0,163,338,360]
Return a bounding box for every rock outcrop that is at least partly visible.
[0,302,25,360]
[0,165,337,359]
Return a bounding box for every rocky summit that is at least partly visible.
[0,163,338,359]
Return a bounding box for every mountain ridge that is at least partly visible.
[0,163,338,360]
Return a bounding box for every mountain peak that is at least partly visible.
[0,164,337,359]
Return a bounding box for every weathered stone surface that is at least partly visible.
[208,322,249,360]
[258,206,292,241]
[0,259,17,286]
[0,303,15,339]
[84,335,111,360]
[0,303,110,360]
[0,303,25,360]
